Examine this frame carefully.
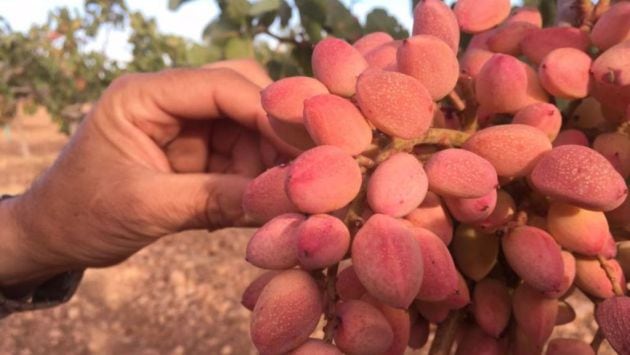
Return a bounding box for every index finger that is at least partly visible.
[203,59,273,88]
[102,67,298,155]
[140,67,265,129]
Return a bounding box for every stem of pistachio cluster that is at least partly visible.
[422,128,472,148]
[591,328,605,352]
[428,310,464,355]
[457,75,479,133]
[355,155,376,171]
[322,182,368,343]
[374,128,471,164]
[577,0,595,30]
[447,90,466,112]
[581,0,610,30]
[597,255,625,297]
[617,121,630,137]
[495,210,529,238]
[592,0,611,22]
[322,263,340,343]
[336,128,468,343]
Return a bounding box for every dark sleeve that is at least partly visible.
[0,270,84,318]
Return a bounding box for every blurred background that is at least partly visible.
[0,0,546,132]
[0,0,419,132]
[0,1,606,354]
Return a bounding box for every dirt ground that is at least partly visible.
[0,110,616,354]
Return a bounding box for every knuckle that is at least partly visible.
[107,72,143,93]
[206,66,241,81]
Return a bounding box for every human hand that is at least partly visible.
[1,60,289,285]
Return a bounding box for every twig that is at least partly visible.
[253,26,305,47]
[355,155,376,170]
[582,0,611,31]
[592,0,611,22]
[591,327,605,352]
[495,210,529,238]
[322,263,340,343]
[597,255,625,297]
[447,91,466,112]
[458,74,479,133]
[429,310,464,355]
[327,127,469,342]
[577,0,595,30]
[374,128,471,164]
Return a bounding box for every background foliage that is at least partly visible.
[0,0,556,131]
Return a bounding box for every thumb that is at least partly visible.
[143,173,252,234]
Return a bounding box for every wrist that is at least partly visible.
[0,194,66,288]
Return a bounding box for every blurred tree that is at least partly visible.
[127,11,221,72]
[0,1,126,131]
[173,0,408,78]
[0,0,407,130]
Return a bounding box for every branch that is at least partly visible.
[334,128,469,341]
[457,74,479,133]
[592,0,611,22]
[374,128,471,164]
[355,155,376,171]
[575,0,595,29]
[422,128,471,147]
[581,0,611,30]
[447,90,466,112]
[253,26,305,47]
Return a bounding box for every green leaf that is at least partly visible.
[168,0,195,11]
[224,36,254,59]
[249,0,282,17]
[202,18,241,45]
[364,8,409,39]
[292,45,314,76]
[218,0,251,25]
[296,0,361,41]
[323,0,362,41]
[303,20,324,42]
[256,11,278,28]
[295,0,326,23]
[186,43,222,66]
[295,0,326,41]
